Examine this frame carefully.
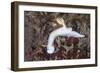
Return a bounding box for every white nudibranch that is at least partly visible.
[47,18,85,54]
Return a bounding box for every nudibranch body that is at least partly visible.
[47,18,84,54]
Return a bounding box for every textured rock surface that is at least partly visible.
[24,11,90,61]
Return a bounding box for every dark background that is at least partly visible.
[24,11,90,61]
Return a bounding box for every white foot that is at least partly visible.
[47,46,55,54]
